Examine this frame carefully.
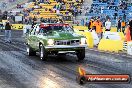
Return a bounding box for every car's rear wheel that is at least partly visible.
[39,44,47,61]
[76,48,85,61]
[26,45,36,56]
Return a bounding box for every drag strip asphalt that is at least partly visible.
[0,30,131,88]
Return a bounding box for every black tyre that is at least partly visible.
[39,44,47,61]
[26,45,36,56]
[76,48,85,61]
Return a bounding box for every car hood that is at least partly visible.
[47,31,83,40]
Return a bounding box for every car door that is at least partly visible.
[35,28,45,50]
[28,25,38,49]
[33,25,42,50]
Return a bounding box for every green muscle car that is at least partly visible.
[25,23,87,61]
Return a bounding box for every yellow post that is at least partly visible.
[84,31,94,48]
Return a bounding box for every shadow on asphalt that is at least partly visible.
[26,53,85,64]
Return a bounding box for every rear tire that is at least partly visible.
[76,48,85,61]
[26,45,36,56]
[39,44,47,61]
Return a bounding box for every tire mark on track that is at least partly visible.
[0,36,130,75]
[0,67,26,88]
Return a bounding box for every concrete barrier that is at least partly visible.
[103,31,125,41]
[84,31,94,48]
[98,39,124,52]
[74,29,98,47]
[103,27,117,32]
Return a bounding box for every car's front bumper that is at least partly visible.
[45,45,87,51]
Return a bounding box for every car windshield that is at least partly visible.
[40,24,74,33]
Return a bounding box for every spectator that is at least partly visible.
[93,18,103,39]
[129,19,132,39]
[123,14,126,21]
[79,9,82,15]
[125,18,132,41]
[5,22,12,43]
[117,18,121,32]
[114,13,118,20]
[105,18,111,31]
[101,6,104,14]
[37,11,40,15]
[31,21,35,28]
[85,18,88,26]
[56,9,60,15]
[88,18,94,30]
[57,19,63,23]
[33,16,37,21]
[76,21,79,26]
[121,20,126,33]
[81,18,84,26]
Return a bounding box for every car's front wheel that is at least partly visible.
[26,45,36,56]
[39,44,47,61]
[76,48,85,61]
